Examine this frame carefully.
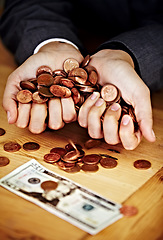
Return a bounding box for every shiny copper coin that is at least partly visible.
[0,156,10,167]
[36,65,53,76]
[62,150,80,163]
[60,78,75,88]
[38,86,54,98]
[57,160,75,170]
[68,68,88,84]
[53,69,67,77]
[65,142,83,151]
[81,164,99,172]
[50,147,67,157]
[20,80,37,91]
[44,153,61,163]
[84,139,101,149]
[0,128,6,136]
[64,164,81,173]
[53,76,62,85]
[100,157,118,168]
[76,84,96,93]
[120,205,138,217]
[4,142,21,152]
[37,73,54,86]
[71,87,81,104]
[80,55,90,68]
[50,85,71,98]
[23,142,40,151]
[32,91,48,103]
[16,89,32,103]
[85,65,98,85]
[63,58,79,73]
[101,84,119,103]
[133,159,151,169]
[82,154,101,165]
[41,180,58,191]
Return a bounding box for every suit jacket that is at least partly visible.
[0,0,163,91]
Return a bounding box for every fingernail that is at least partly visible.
[151,129,156,139]
[110,103,120,111]
[122,115,130,126]
[91,92,99,100]
[95,98,104,107]
[7,111,11,123]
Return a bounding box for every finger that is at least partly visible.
[61,97,77,123]
[78,92,100,128]
[48,98,64,130]
[119,114,142,150]
[16,103,31,128]
[29,103,47,134]
[103,103,121,144]
[88,98,106,139]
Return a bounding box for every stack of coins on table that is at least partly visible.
[16,55,138,131]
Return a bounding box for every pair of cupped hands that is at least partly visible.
[3,42,156,150]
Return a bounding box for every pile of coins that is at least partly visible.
[43,140,118,173]
[16,55,138,130]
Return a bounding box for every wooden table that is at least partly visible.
[0,41,163,240]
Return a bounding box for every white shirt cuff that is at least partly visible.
[33,38,79,54]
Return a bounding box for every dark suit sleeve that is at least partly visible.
[0,0,84,65]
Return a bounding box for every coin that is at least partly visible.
[100,157,118,168]
[16,89,33,103]
[120,205,138,217]
[68,68,88,85]
[37,73,54,86]
[36,65,53,76]
[50,85,71,98]
[38,86,54,98]
[64,164,81,173]
[20,80,37,91]
[23,142,40,151]
[85,65,98,85]
[50,147,67,157]
[53,69,67,77]
[62,150,80,163]
[133,159,151,169]
[65,142,83,151]
[28,177,41,184]
[32,91,48,103]
[4,142,21,152]
[44,153,61,163]
[81,164,99,172]
[41,180,58,191]
[60,78,75,88]
[84,139,101,149]
[71,87,81,104]
[82,154,102,165]
[80,55,90,68]
[57,160,76,170]
[0,128,6,136]
[101,84,119,103]
[0,156,10,167]
[63,58,79,73]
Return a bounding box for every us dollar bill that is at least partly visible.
[0,159,122,235]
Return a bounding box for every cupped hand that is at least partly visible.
[3,42,83,133]
[78,49,156,150]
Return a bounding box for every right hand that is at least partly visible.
[3,42,83,133]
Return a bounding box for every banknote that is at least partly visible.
[0,159,123,235]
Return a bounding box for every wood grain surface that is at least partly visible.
[0,40,162,240]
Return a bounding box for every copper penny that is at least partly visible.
[36,65,53,76]
[0,156,10,167]
[85,65,98,85]
[50,147,67,157]
[63,58,79,73]
[23,142,40,151]
[37,73,54,86]
[101,84,118,103]
[81,164,99,172]
[32,91,48,103]
[38,86,54,98]
[100,157,118,168]
[68,68,88,84]
[53,76,63,85]
[82,154,101,165]
[120,205,138,217]
[53,69,67,77]
[133,159,151,169]
[50,85,71,98]
[60,78,75,88]
[64,164,81,173]
[80,55,90,68]
[20,80,37,91]
[0,128,6,136]
[44,153,61,163]
[57,160,75,170]
[71,87,81,104]
[84,139,101,149]
[16,90,32,103]
[62,150,80,163]
[41,180,58,191]
[65,142,83,151]
[4,142,21,152]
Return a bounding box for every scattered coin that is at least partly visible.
[16,89,33,103]
[28,177,41,184]
[36,65,53,76]
[100,157,118,168]
[4,142,21,152]
[0,156,10,167]
[0,128,6,136]
[23,142,40,151]
[63,58,79,73]
[101,84,119,103]
[44,153,61,163]
[133,159,151,169]
[50,147,67,157]
[82,154,102,165]
[120,205,138,217]
[81,164,99,172]
[84,139,101,149]
[41,180,58,191]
